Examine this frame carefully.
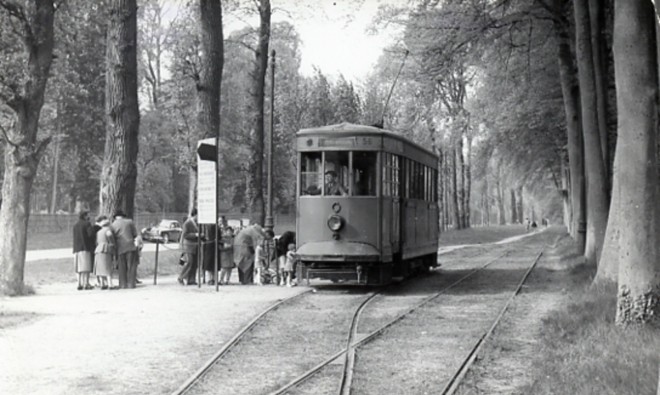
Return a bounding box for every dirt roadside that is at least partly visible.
[0,276,306,395]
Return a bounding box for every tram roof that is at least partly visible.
[297,123,437,158]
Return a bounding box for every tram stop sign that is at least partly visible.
[197,138,217,224]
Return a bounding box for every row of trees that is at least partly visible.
[372,0,658,325]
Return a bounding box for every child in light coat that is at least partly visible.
[284,244,297,287]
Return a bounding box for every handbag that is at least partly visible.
[178,253,186,266]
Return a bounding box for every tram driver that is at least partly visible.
[324,170,348,196]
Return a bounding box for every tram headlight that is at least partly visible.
[327,214,344,232]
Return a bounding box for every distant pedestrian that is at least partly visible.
[111,210,141,289]
[219,227,235,285]
[72,211,95,290]
[284,243,298,287]
[178,208,200,286]
[94,217,116,290]
[525,217,531,232]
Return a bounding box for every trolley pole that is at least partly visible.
[265,49,276,233]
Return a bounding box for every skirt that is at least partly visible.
[73,251,93,273]
[220,247,234,269]
[94,253,113,277]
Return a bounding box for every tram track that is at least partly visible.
[172,235,547,395]
[349,241,548,394]
[269,247,514,394]
[439,249,544,395]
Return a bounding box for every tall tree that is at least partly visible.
[611,0,659,325]
[0,0,56,295]
[246,0,271,226]
[574,0,609,267]
[196,0,223,218]
[100,0,140,218]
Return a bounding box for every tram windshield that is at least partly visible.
[300,151,377,196]
[352,152,377,196]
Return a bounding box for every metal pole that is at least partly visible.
[153,240,159,285]
[265,49,276,233]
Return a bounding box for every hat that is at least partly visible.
[99,218,110,227]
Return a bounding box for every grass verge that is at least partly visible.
[523,272,660,394]
[438,224,528,247]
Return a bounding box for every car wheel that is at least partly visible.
[162,233,170,244]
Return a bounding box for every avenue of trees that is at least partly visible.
[0,0,658,328]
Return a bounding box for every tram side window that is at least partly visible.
[324,151,349,196]
[301,152,323,196]
[352,151,377,196]
[382,153,400,197]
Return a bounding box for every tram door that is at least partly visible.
[390,154,401,251]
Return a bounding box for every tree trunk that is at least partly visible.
[50,102,61,214]
[509,189,517,224]
[457,135,465,228]
[464,133,472,228]
[589,0,609,189]
[575,0,610,267]
[0,1,55,295]
[101,0,140,218]
[555,5,586,252]
[451,146,460,229]
[613,0,660,325]
[561,156,572,229]
[482,175,490,226]
[444,150,451,230]
[496,164,506,225]
[516,186,524,224]
[247,0,271,226]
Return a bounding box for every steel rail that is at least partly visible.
[268,289,384,395]
[172,289,313,395]
[440,248,545,395]
[270,249,511,394]
[337,290,382,395]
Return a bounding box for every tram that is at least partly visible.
[296,123,439,285]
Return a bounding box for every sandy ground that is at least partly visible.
[0,275,306,395]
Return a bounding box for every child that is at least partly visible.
[254,237,268,285]
[94,217,116,290]
[284,243,297,287]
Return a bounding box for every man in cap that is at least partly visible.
[324,170,348,196]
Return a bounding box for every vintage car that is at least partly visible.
[141,219,182,243]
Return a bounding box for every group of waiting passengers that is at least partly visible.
[72,210,143,290]
[177,209,298,287]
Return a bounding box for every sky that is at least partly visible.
[224,0,405,82]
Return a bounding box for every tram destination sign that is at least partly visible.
[315,136,379,149]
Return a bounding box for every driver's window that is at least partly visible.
[324,152,349,196]
[300,152,322,196]
[352,151,377,196]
